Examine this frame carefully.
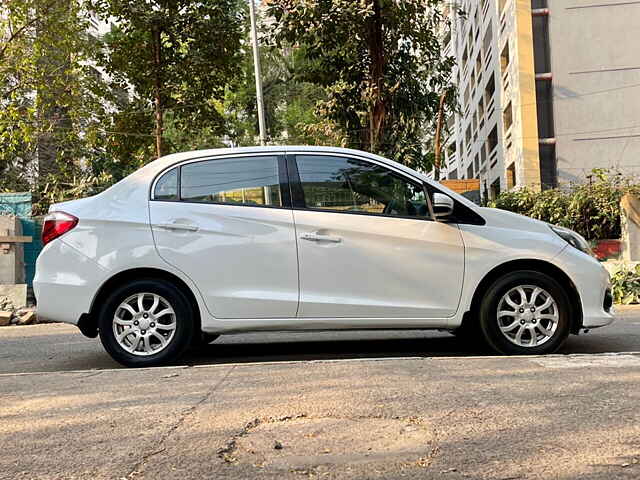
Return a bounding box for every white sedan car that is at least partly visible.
[34,146,614,367]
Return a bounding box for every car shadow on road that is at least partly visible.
[180,329,639,367]
[184,335,483,366]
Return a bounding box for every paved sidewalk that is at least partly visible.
[1,354,639,480]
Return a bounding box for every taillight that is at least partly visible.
[42,211,79,246]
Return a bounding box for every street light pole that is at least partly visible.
[249,0,267,146]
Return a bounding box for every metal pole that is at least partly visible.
[249,0,267,146]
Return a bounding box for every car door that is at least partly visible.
[149,154,299,319]
[289,153,464,319]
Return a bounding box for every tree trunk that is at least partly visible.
[151,24,163,158]
[367,0,385,153]
[36,0,71,189]
[433,91,447,181]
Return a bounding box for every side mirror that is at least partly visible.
[433,193,454,218]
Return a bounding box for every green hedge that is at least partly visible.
[487,169,640,241]
[610,264,640,304]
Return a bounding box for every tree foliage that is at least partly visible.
[1,0,111,212]
[1,0,458,213]
[91,0,245,157]
[267,0,456,170]
[224,42,338,146]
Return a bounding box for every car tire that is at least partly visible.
[479,270,572,355]
[98,278,195,367]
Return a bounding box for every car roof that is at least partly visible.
[153,145,389,167]
[144,145,421,182]
[104,145,479,212]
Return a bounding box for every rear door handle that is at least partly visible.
[300,232,342,243]
[155,223,199,232]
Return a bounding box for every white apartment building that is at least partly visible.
[444,0,640,199]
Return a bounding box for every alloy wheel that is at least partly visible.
[112,292,177,356]
[496,285,559,348]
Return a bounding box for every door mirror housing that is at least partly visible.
[433,193,454,218]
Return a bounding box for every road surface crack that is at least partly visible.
[125,365,236,479]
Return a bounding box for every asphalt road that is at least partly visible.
[1,307,639,374]
[1,309,639,479]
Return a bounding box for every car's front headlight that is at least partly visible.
[549,225,594,256]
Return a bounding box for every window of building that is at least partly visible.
[443,30,451,49]
[487,125,499,153]
[467,164,474,179]
[500,43,510,74]
[446,114,455,131]
[474,154,480,174]
[154,168,178,201]
[483,23,493,57]
[447,142,456,158]
[296,156,430,218]
[490,178,501,200]
[506,162,516,189]
[180,156,282,206]
[484,74,496,105]
[503,101,513,132]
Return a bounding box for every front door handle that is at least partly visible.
[300,232,342,243]
[155,223,200,232]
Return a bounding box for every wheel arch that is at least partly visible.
[461,259,583,334]
[78,267,202,339]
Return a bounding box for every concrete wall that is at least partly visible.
[548,1,640,184]
[0,215,25,285]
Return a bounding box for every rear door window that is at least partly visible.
[180,156,282,207]
[154,168,179,201]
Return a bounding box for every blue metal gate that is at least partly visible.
[0,193,42,287]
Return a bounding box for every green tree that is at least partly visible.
[224,42,336,146]
[91,0,245,158]
[1,0,113,212]
[267,0,456,170]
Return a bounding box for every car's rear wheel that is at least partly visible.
[479,270,571,355]
[98,278,195,367]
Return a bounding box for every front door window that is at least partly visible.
[296,155,430,218]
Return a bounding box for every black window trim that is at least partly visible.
[150,153,292,210]
[424,182,486,226]
[287,153,436,222]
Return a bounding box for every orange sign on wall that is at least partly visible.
[440,179,480,195]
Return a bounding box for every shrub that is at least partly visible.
[488,169,640,240]
[610,264,640,304]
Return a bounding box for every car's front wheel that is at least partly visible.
[98,278,195,367]
[479,270,572,355]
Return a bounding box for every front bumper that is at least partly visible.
[554,247,615,329]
